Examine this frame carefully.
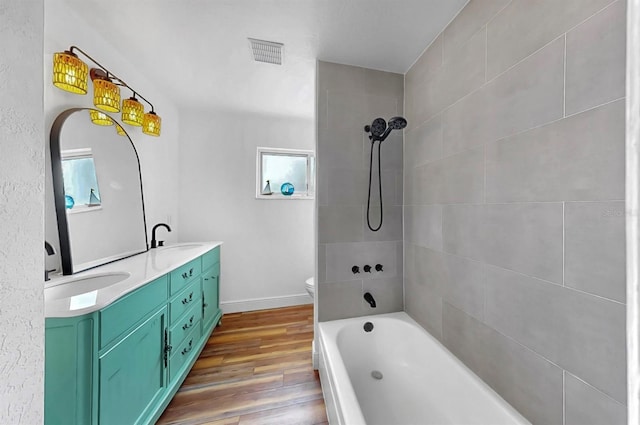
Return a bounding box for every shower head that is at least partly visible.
[365,118,387,140]
[365,116,407,142]
[387,116,407,130]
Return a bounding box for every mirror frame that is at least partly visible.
[50,108,149,275]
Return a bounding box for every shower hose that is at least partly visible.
[366,140,383,232]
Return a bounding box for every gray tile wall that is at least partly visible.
[317,61,404,321]
[404,1,627,424]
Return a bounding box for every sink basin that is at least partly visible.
[155,243,204,252]
[46,272,131,300]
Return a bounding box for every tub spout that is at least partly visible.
[364,292,376,308]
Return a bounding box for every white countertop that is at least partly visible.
[44,241,223,318]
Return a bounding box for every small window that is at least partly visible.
[256,147,315,199]
[61,148,102,213]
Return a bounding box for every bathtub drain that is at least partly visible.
[371,370,383,380]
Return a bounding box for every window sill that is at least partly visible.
[255,195,314,200]
[66,205,103,214]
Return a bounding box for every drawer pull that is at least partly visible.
[182,316,195,330]
[181,292,194,305]
[204,277,209,281]
[181,339,193,356]
[181,268,195,280]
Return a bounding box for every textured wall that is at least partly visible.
[0,1,45,423]
[404,0,627,424]
[317,61,404,321]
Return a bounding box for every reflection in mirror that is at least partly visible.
[61,148,102,211]
[51,108,148,274]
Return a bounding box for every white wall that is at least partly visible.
[44,0,182,273]
[178,109,315,311]
[0,1,45,423]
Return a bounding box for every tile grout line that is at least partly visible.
[563,33,567,118]
[563,370,566,425]
[434,244,626,305]
[407,1,618,132]
[410,96,625,167]
[563,201,566,287]
[484,24,488,84]
[566,370,628,407]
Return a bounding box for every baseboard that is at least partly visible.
[220,293,312,313]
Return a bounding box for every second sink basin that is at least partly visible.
[46,272,131,300]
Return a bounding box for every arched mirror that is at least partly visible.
[50,108,148,274]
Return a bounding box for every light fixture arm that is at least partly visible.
[69,45,155,112]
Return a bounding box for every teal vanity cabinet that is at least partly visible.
[202,247,222,332]
[45,246,221,425]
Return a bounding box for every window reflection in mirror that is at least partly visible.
[61,148,102,212]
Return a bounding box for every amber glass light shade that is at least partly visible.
[52,51,89,94]
[115,124,127,136]
[142,111,161,137]
[93,79,121,112]
[89,110,114,126]
[122,97,144,126]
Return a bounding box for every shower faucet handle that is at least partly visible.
[375,264,383,272]
[352,266,360,274]
[363,265,372,273]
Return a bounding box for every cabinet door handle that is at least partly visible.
[182,316,195,330]
[182,272,188,280]
[181,339,193,356]
[181,292,194,305]
[204,277,209,281]
[189,268,194,277]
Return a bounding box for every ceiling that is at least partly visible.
[65,0,468,118]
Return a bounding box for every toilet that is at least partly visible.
[305,276,315,298]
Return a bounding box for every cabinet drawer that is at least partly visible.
[169,323,201,382]
[169,302,202,347]
[202,247,220,271]
[169,279,201,324]
[170,258,202,295]
[100,275,168,349]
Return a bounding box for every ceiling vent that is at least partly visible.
[248,38,284,65]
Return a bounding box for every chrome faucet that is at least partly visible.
[45,241,56,281]
[151,223,172,249]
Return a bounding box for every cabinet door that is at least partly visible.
[45,314,98,425]
[99,306,167,425]
[202,262,221,332]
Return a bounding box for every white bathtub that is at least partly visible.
[318,312,531,425]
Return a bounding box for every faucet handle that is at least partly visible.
[158,241,164,247]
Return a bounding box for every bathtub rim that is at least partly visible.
[318,318,367,425]
[318,311,531,425]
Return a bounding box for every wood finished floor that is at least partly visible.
[157,304,328,425]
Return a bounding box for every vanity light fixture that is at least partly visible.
[142,111,161,137]
[89,110,114,126]
[52,50,89,94]
[52,46,162,136]
[122,96,144,126]
[91,69,120,113]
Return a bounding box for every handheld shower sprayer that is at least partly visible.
[364,116,407,232]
